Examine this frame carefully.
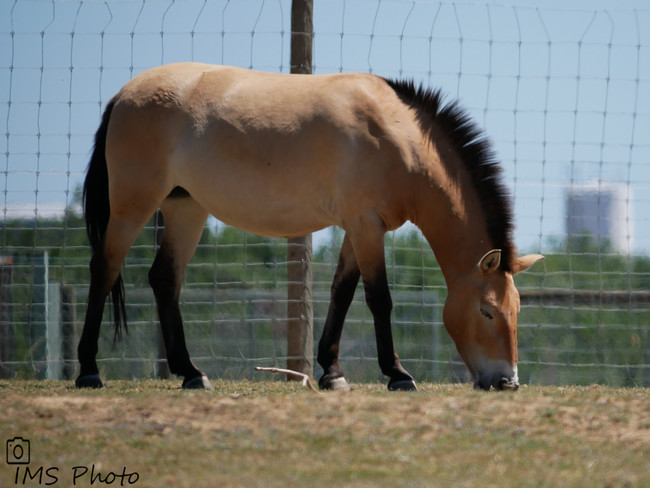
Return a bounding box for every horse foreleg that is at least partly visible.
[317,235,359,391]
[150,196,212,389]
[362,268,416,391]
[347,215,416,391]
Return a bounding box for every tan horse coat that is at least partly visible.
[77,63,542,391]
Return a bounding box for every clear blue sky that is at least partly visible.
[1,0,649,254]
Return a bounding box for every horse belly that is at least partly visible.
[208,192,335,239]
[176,157,338,238]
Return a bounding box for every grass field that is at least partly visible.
[1,380,648,488]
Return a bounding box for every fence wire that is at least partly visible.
[1,0,649,386]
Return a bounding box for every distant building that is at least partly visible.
[566,184,633,254]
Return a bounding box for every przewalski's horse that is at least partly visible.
[77,63,543,392]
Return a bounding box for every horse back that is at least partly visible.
[105,63,422,237]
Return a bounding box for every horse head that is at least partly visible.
[443,250,544,391]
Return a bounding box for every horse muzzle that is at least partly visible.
[474,374,519,391]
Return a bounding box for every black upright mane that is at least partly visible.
[384,78,515,272]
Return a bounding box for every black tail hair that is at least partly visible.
[83,98,127,342]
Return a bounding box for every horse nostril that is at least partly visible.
[476,377,519,391]
[497,377,519,391]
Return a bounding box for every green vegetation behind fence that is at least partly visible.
[1,201,648,386]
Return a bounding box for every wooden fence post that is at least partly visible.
[286,0,314,378]
[32,251,48,378]
[0,257,14,378]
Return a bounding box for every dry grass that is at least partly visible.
[1,380,648,487]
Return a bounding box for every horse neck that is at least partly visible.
[410,153,492,286]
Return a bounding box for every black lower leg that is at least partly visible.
[76,298,105,388]
[317,240,360,390]
[149,252,204,385]
[156,299,203,381]
[76,254,109,388]
[364,272,415,391]
[317,264,360,389]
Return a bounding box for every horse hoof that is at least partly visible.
[388,379,417,391]
[75,374,103,389]
[319,375,350,391]
[324,377,351,391]
[329,377,351,391]
[182,375,213,390]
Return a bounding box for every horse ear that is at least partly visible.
[512,254,544,275]
[477,249,501,275]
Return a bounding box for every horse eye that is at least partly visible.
[480,308,494,320]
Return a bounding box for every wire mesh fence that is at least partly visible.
[1,0,649,386]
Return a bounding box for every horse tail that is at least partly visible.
[83,98,128,341]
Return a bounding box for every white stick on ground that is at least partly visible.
[254,366,320,394]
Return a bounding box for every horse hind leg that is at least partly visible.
[149,193,212,389]
[76,253,115,387]
[77,212,159,388]
[317,235,359,391]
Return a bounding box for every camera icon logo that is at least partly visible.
[6,437,30,465]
